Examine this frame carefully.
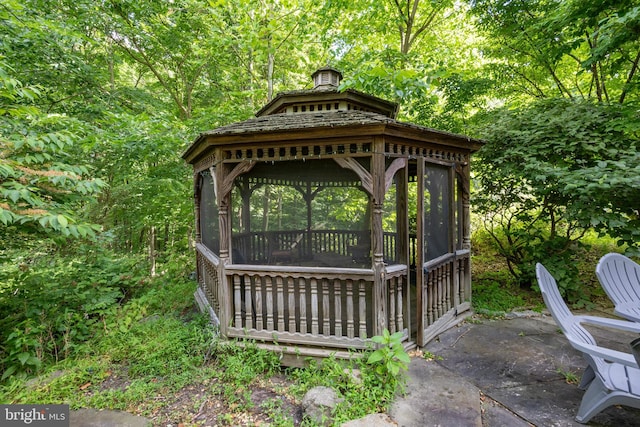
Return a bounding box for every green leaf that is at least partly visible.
[17,352,32,365]
[367,351,384,364]
[57,214,68,228]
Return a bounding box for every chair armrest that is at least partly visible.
[576,314,640,333]
[568,337,639,368]
[614,304,640,323]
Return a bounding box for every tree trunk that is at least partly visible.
[150,225,157,277]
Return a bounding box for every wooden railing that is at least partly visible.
[420,249,471,344]
[196,244,221,315]
[385,264,408,335]
[195,244,409,352]
[225,265,376,349]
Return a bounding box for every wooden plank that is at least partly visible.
[227,328,369,350]
[196,243,220,266]
[233,342,364,368]
[225,264,374,279]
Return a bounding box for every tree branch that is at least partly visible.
[620,48,640,104]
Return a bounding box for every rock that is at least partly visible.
[301,386,343,426]
[25,370,65,389]
[69,408,151,427]
[341,413,397,427]
[343,368,362,385]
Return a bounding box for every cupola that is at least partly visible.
[311,66,343,90]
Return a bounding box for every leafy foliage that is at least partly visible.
[474,98,640,300]
[0,61,105,238]
[468,0,640,104]
[0,245,151,380]
[367,329,411,382]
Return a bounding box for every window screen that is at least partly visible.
[423,164,451,260]
[199,170,220,254]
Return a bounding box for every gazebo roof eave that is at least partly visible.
[182,112,484,165]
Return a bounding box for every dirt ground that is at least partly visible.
[92,367,303,426]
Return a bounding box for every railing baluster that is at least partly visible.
[446,262,452,311]
[255,275,263,330]
[287,277,296,332]
[438,265,444,317]
[244,274,253,329]
[358,280,367,338]
[334,279,342,337]
[346,279,354,338]
[389,276,396,333]
[311,278,319,335]
[276,275,285,332]
[299,277,307,333]
[322,279,330,335]
[396,277,404,331]
[427,272,434,325]
[234,274,242,328]
[265,275,274,330]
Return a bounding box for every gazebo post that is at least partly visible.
[416,158,426,346]
[216,158,231,337]
[396,163,410,338]
[372,136,387,337]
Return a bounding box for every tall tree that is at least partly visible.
[467,0,640,105]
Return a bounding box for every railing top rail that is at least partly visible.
[423,249,470,270]
[196,243,220,266]
[225,263,375,279]
[385,264,408,275]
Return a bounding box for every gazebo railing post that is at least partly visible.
[372,137,387,338]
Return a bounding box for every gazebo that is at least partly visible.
[182,67,483,364]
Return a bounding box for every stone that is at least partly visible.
[69,408,151,427]
[301,386,343,426]
[341,413,397,427]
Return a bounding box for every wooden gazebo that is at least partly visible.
[182,67,483,364]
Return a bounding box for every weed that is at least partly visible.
[367,329,411,382]
[557,367,579,385]
[422,351,442,361]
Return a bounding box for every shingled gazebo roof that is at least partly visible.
[183,110,482,163]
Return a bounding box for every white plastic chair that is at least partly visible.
[536,263,640,423]
[596,253,640,322]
